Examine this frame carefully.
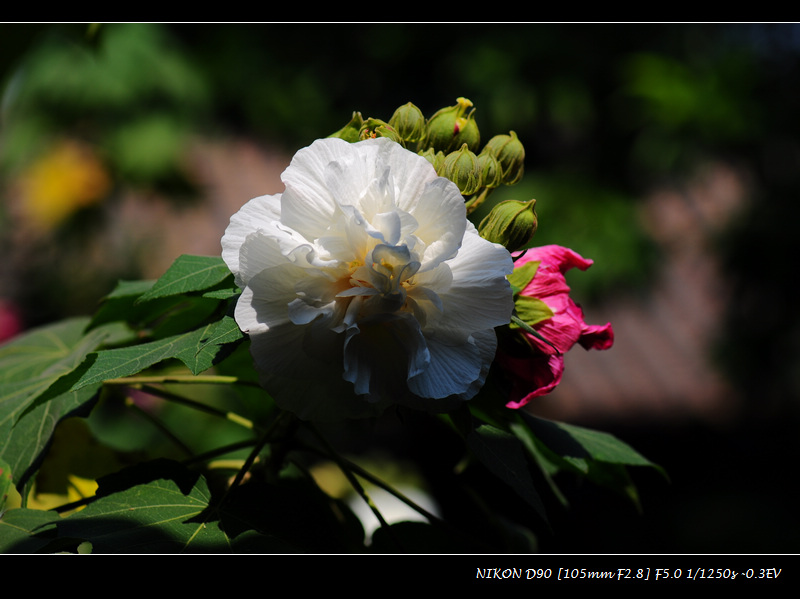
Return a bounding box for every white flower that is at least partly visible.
[222,137,514,420]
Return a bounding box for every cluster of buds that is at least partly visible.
[329,97,536,253]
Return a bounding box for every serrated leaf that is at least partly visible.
[55,466,230,553]
[137,255,233,303]
[202,287,241,301]
[70,315,244,390]
[466,424,548,523]
[175,316,243,375]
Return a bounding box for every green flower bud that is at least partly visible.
[328,112,364,143]
[478,198,538,252]
[476,149,503,189]
[418,148,446,173]
[359,118,393,140]
[423,97,481,153]
[483,130,525,185]
[441,143,481,196]
[374,124,404,143]
[389,102,426,144]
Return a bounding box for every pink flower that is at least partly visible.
[497,245,613,409]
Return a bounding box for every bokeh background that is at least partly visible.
[1,22,798,553]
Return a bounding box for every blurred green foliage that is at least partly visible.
[0,24,780,297]
[1,23,210,186]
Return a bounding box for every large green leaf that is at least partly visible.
[514,413,666,508]
[0,507,62,553]
[55,463,229,553]
[70,316,244,390]
[52,459,350,553]
[0,319,108,493]
[519,412,663,472]
[0,458,13,512]
[89,277,228,341]
[136,255,233,303]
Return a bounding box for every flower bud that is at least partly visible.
[359,118,396,141]
[441,143,481,196]
[424,97,481,153]
[483,130,525,185]
[418,148,446,174]
[328,112,364,143]
[478,198,538,252]
[389,102,426,144]
[476,148,503,189]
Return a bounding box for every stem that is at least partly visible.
[214,410,294,511]
[104,374,259,387]
[139,384,257,432]
[302,423,399,548]
[336,455,442,525]
[181,439,258,467]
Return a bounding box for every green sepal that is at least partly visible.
[513,296,554,328]
[507,260,540,296]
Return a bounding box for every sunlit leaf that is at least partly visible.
[137,255,233,303]
[55,463,230,553]
[70,316,243,390]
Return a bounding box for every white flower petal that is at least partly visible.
[426,225,514,336]
[342,313,430,402]
[221,194,281,284]
[223,137,515,420]
[407,335,481,399]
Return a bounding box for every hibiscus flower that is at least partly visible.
[222,137,514,420]
[498,245,614,409]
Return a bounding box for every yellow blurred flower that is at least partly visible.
[26,474,98,514]
[15,140,111,231]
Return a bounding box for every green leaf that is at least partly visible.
[507,260,540,296]
[137,255,233,303]
[53,459,354,553]
[466,424,548,523]
[55,463,230,553]
[175,316,243,375]
[0,507,62,553]
[0,319,108,494]
[519,413,661,468]
[0,458,14,512]
[516,413,666,509]
[88,279,156,329]
[70,316,243,389]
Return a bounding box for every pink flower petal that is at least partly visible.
[499,245,613,408]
